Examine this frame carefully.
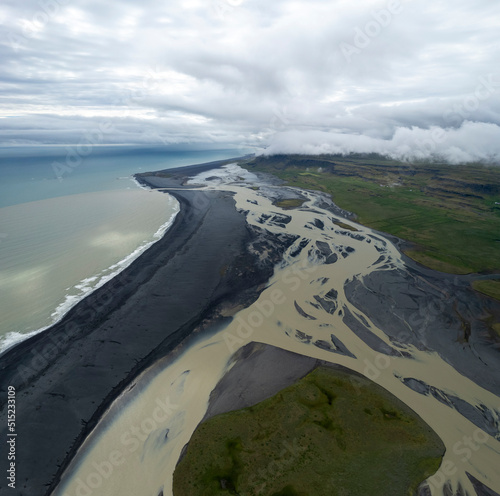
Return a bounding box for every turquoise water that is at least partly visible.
[0,146,243,352]
[0,145,243,208]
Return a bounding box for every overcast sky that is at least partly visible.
[1,0,499,162]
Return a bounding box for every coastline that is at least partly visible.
[2,156,500,496]
[0,187,179,356]
[0,158,269,496]
[51,162,500,496]
[135,154,254,183]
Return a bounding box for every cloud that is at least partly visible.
[0,0,499,162]
[260,122,500,164]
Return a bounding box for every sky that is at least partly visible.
[1,0,500,162]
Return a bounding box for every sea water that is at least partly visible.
[0,146,243,353]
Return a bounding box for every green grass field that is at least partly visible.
[241,154,500,276]
[273,198,307,209]
[173,367,444,496]
[473,280,500,300]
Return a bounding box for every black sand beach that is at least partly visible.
[0,162,278,496]
[2,158,500,496]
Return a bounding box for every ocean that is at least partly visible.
[0,145,243,353]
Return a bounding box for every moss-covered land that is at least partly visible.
[473,280,500,301]
[273,198,307,209]
[241,154,500,277]
[173,367,444,496]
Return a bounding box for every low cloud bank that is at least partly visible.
[260,122,500,165]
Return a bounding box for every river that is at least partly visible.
[53,164,500,496]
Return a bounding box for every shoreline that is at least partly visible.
[54,160,500,495]
[2,157,499,496]
[134,154,254,190]
[0,155,250,360]
[0,191,180,357]
[0,157,268,496]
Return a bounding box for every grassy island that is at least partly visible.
[173,367,444,496]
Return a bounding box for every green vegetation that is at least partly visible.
[493,323,500,338]
[273,198,307,209]
[484,314,500,338]
[473,280,500,302]
[332,220,359,232]
[240,154,500,275]
[173,367,444,496]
